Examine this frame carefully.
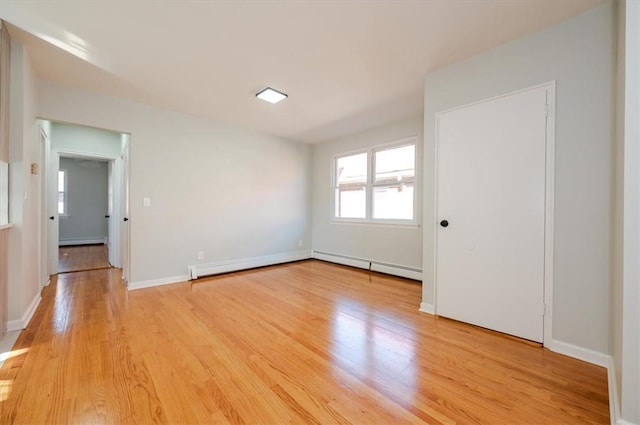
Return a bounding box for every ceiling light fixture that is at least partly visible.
[256,87,288,104]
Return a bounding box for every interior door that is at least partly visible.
[121,136,130,285]
[48,152,60,275]
[107,160,115,266]
[436,87,548,342]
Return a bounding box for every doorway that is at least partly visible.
[434,83,555,343]
[57,156,111,273]
[41,120,131,283]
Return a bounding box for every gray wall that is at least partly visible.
[38,80,312,285]
[58,157,108,244]
[422,3,615,353]
[312,116,423,269]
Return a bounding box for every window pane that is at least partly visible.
[336,153,367,185]
[373,183,414,220]
[375,145,415,185]
[58,170,65,192]
[335,153,367,218]
[335,187,366,218]
[58,192,65,215]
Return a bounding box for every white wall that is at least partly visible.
[7,41,41,328]
[58,157,108,244]
[37,81,312,285]
[311,116,423,269]
[422,4,615,354]
[612,1,640,423]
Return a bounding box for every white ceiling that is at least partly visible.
[1,0,606,143]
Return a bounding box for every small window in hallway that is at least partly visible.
[58,169,67,215]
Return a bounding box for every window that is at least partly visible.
[58,170,67,215]
[335,153,367,218]
[0,160,8,225]
[333,139,416,223]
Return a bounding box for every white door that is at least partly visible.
[107,160,116,266]
[121,136,131,285]
[436,86,549,342]
[48,152,60,275]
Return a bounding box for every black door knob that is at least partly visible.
[49,216,54,220]
[440,220,449,228]
[105,215,110,218]
[123,217,129,222]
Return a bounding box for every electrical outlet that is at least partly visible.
[143,197,151,207]
[298,240,303,247]
[197,250,204,260]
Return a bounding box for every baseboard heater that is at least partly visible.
[188,250,312,280]
[59,237,107,246]
[312,250,422,281]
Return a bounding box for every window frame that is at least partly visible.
[58,169,68,217]
[331,137,418,225]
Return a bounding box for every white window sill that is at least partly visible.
[0,223,13,230]
[330,219,420,229]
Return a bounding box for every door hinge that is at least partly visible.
[542,302,546,316]
[544,104,550,118]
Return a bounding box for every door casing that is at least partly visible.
[44,134,130,282]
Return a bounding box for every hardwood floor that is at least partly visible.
[58,244,111,273]
[0,260,608,424]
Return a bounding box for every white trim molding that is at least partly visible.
[6,295,41,331]
[607,356,621,425]
[548,342,639,425]
[189,250,312,280]
[128,275,190,291]
[604,355,639,425]
[419,302,435,315]
[547,339,610,368]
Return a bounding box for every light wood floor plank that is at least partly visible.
[0,260,608,424]
[59,244,110,273]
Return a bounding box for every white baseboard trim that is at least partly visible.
[59,238,106,246]
[419,302,435,315]
[188,250,312,280]
[6,294,41,331]
[547,339,610,368]
[603,356,639,425]
[312,250,422,281]
[606,356,621,425]
[128,275,190,291]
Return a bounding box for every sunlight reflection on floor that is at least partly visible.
[0,347,29,362]
[0,379,12,402]
[331,298,417,402]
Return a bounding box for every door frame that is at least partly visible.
[46,146,129,279]
[433,81,556,346]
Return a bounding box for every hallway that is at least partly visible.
[58,244,111,273]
